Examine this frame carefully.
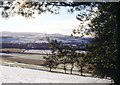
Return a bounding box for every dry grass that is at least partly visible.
[0,48,23,53]
[2,57,45,65]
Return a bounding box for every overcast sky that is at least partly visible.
[0,7,81,35]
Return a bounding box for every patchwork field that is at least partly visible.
[1,52,48,66]
[0,48,52,54]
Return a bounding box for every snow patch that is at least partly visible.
[0,65,112,83]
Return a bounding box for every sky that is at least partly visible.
[0,7,81,35]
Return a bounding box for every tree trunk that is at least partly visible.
[80,66,83,76]
[49,66,52,72]
[64,64,66,74]
[70,64,74,74]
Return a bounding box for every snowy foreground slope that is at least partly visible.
[0,65,112,83]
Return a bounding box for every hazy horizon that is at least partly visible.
[0,7,81,35]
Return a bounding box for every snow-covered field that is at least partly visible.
[0,65,112,83]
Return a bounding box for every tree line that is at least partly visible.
[44,39,88,76]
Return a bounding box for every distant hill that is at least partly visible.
[0,31,93,44]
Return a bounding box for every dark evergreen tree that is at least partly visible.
[76,3,118,83]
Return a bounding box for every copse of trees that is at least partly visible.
[44,38,89,75]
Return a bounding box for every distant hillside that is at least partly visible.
[0,31,93,44]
